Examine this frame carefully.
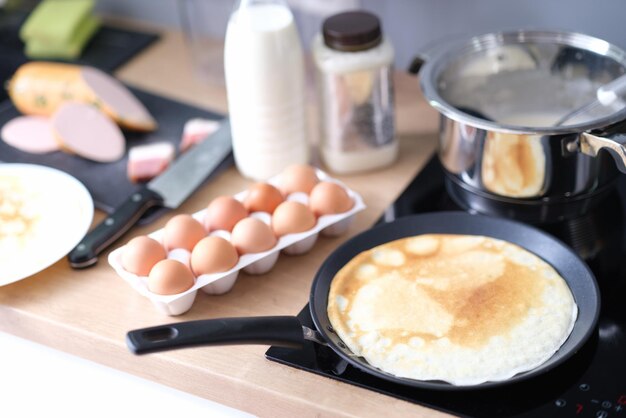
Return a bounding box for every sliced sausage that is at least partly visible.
[1,115,59,154]
[81,66,157,132]
[8,62,157,132]
[51,103,125,163]
[8,62,92,116]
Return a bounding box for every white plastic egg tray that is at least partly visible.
[108,169,365,316]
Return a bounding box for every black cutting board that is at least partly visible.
[0,89,224,213]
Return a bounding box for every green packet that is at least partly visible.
[20,0,95,44]
[25,15,100,59]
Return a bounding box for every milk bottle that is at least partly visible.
[224,0,309,180]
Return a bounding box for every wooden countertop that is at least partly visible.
[0,25,449,418]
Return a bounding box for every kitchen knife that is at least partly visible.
[68,119,232,269]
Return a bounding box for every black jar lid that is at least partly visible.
[323,11,382,52]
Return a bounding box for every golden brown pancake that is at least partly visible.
[327,234,577,385]
[482,133,546,197]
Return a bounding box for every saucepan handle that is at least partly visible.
[126,316,305,355]
[579,118,626,173]
[408,55,427,75]
[407,36,469,75]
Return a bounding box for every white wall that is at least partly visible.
[96,0,626,69]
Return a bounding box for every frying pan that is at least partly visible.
[126,212,600,390]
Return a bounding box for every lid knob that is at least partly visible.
[323,11,382,52]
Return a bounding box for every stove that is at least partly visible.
[266,157,626,418]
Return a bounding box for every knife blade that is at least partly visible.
[68,119,232,269]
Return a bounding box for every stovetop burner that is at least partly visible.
[267,157,626,417]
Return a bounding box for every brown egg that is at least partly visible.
[272,201,317,236]
[191,236,239,276]
[148,259,195,295]
[309,181,354,216]
[244,182,284,213]
[277,164,319,195]
[121,236,167,276]
[231,218,277,254]
[163,214,206,251]
[204,196,248,231]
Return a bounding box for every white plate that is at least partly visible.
[0,164,93,285]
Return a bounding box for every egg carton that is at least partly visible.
[108,169,366,315]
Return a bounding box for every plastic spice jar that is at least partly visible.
[312,11,397,174]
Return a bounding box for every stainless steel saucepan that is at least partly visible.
[411,31,626,222]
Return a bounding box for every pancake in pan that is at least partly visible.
[327,234,577,386]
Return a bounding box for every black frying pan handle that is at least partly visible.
[126,316,305,355]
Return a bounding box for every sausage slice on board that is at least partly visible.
[1,115,60,154]
[51,103,125,163]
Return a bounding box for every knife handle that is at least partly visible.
[68,187,164,269]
